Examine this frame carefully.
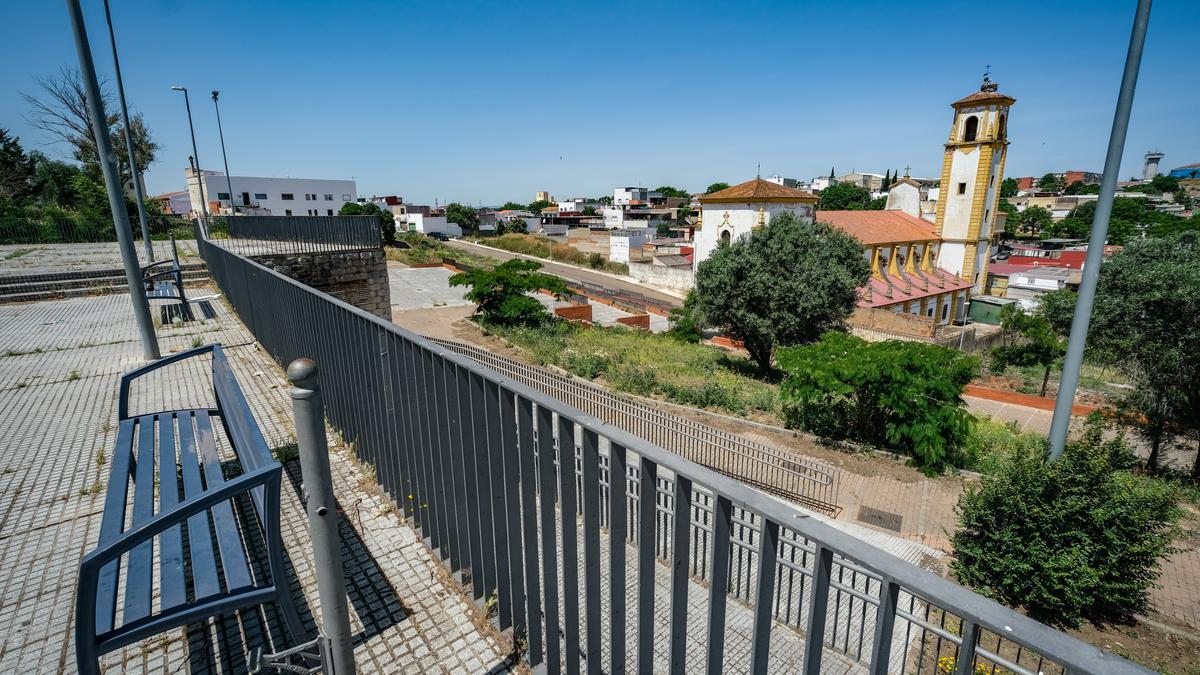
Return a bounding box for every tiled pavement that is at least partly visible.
[0,240,202,277]
[0,292,510,673]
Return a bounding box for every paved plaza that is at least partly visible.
[1,240,201,277]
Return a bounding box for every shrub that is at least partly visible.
[777,332,979,471]
[449,259,567,327]
[561,348,611,379]
[951,418,1181,628]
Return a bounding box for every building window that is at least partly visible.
[216,192,230,201]
[327,209,333,216]
[324,194,333,201]
[342,194,351,201]
[957,182,967,195]
[254,193,267,200]
[305,193,316,201]
[998,114,1007,140]
[281,193,294,200]
[963,115,979,142]
[942,302,950,322]
[285,209,293,216]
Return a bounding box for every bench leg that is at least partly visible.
[75,581,100,675]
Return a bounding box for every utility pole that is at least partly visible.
[172,86,209,237]
[211,91,237,215]
[1048,0,1152,460]
[101,0,153,261]
[66,0,159,360]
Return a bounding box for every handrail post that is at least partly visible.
[287,359,355,675]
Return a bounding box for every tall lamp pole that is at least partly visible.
[211,91,237,215]
[1048,0,1153,460]
[171,86,210,236]
[65,0,159,360]
[101,0,153,261]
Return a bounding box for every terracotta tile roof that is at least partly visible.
[952,89,1015,107]
[700,178,817,203]
[858,268,973,309]
[817,210,940,246]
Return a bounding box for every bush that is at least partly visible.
[777,332,979,471]
[951,418,1181,628]
[449,259,567,327]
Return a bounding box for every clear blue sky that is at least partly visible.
[1,1,1196,206]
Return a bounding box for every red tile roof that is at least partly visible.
[952,89,1015,108]
[700,178,817,203]
[817,210,940,246]
[858,268,973,309]
[1006,250,1088,270]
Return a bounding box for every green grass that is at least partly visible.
[469,233,630,275]
[491,321,781,417]
[989,360,1133,400]
[2,247,36,261]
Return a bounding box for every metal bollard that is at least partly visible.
[288,359,356,675]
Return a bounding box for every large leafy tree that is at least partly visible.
[527,199,554,213]
[952,419,1180,628]
[991,303,1066,396]
[1014,205,1052,237]
[23,67,157,188]
[778,332,979,471]
[654,185,689,199]
[1089,231,1200,477]
[444,202,479,233]
[1000,177,1019,198]
[704,182,730,194]
[1037,172,1065,192]
[816,182,872,210]
[693,212,869,370]
[498,201,526,211]
[339,202,396,245]
[450,259,567,327]
[0,129,37,200]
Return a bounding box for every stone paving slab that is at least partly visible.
[0,240,202,278]
[0,290,511,673]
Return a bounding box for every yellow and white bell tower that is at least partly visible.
[934,76,1015,299]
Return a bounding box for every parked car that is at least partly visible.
[427,231,450,241]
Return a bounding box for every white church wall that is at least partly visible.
[885,182,922,218]
[693,202,813,269]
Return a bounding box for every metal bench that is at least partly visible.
[75,344,305,674]
[142,235,212,321]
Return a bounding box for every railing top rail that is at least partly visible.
[202,240,1151,675]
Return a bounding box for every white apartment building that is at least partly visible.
[185,168,357,217]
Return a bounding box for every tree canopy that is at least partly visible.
[527,199,554,213]
[444,202,479,232]
[1000,177,1019,198]
[693,211,869,369]
[816,182,873,211]
[338,202,396,245]
[991,303,1066,396]
[498,201,525,211]
[449,259,567,327]
[704,182,730,194]
[1089,231,1200,477]
[1012,205,1052,237]
[654,185,690,199]
[1037,173,1065,192]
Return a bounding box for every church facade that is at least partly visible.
[692,179,817,266]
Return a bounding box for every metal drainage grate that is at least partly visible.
[857,505,903,532]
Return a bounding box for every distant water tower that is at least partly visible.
[1144,150,1164,181]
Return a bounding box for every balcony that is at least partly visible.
[0,219,1151,673]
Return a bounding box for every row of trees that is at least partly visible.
[1006,195,1199,242]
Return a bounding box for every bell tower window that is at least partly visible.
[963,115,979,142]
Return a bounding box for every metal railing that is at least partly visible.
[0,214,192,246]
[210,215,381,256]
[199,237,1149,674]
[428,336,841,516]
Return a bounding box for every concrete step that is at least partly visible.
[0,269,210,304]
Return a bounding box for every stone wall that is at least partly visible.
[848,307,937,338]
[628,260,695,292]
[253,249,391,319]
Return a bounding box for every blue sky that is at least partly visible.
[1,1,1196,205]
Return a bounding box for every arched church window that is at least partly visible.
[997,114,1007,139]
[963,115,979,142]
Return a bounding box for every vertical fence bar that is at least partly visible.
[536,405,562,674]
[580,429,602,674]
[955,621,980,675]
[802,544,833,675]
[558,418,582,675]
[485,380,513,630]
[609,443,628,674]
[749,518,781,675]
[517,396,543,665]
[637,456,657,674]
[705,494,733,675]
[472,373,497,602]
[870,581,900,675]
[435,355,461,569]
[668,475,693,674]
[499,388,525,634]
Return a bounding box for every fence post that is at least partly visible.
[287,358,356,675]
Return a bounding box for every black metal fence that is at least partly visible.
[199,237,1148,675]
[0,214,192,245]
[209,215,381,256]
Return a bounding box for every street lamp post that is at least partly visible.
[101,0,153,261]
[1048,0,1153,460]
[211,90,236,215]
[171,86,209,237]
[65,0,159,360]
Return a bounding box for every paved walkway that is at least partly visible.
[1,240,201,277]
[0,291,510,673]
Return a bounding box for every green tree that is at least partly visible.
[951,418,1180,628]
[704,182,730,194]
[1089,231,1200,477]
[1123,174,1180,195]
[693,212,869,370]
[1000,177,1019,198]
[499,201,526,211]
[1174,188,1193,210]
[527,199,554,213]
[31,153,82,208]
[665,290,703,343]
[496,217,528,235]
[816,182,872,210]
[444,202,479,233]
[449,259,567,327]
[1014,205,1052,236]
[654,185,690,199]
[991,304,1066,396]
[581,205,598,217]
[1037,172,1065,192]
[882,169,890,190]
[338,202,396,245]
[655,220,672,236]
[778,332,979,471]
[0,129,37,200]
[866,196,886,210]
[1037,288,1077,336]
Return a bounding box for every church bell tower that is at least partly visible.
[935,75,1015,298]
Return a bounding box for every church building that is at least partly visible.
[692,178,817,265]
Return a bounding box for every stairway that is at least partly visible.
[0,264,209,303]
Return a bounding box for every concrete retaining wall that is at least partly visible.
[252,249,391,319]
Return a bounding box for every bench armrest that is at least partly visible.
[79,463,281,578]
[143,269,179,283]
[118,345,216,420]
[141,259,173,273]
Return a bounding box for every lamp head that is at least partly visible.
[170,85,186,92]
[211,90,219,101]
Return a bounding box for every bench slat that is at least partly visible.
[122,417,158,624]
[95,419,137,636]
[157,413,186,612]
[212,352,270,526]
[178,413,221,600]
[195,409,254,591]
